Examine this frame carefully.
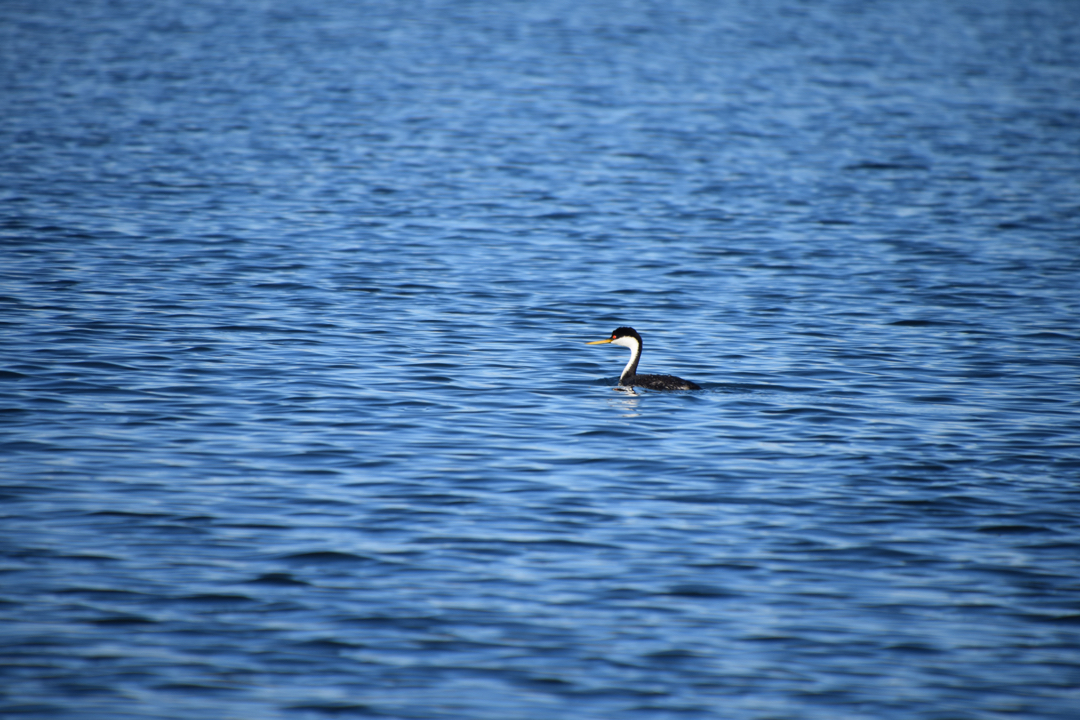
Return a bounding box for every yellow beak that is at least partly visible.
[586,338,614,345]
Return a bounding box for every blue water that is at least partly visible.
[3,0,1080,718]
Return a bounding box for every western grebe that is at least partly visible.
[586,326,701,391]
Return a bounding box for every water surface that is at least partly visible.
[2,0,1080,718]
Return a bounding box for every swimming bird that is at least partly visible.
[586,326,701,391]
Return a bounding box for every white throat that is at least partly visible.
[612,335,641,381]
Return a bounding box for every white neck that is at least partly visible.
[612,335,641,381]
